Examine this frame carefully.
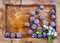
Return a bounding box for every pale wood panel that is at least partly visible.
[22,0,56,5]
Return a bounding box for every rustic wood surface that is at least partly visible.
[0,0,60,43]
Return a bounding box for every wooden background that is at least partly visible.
[0,0,60,43]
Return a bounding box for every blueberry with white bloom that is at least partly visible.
[42,32,47,38]
[50,22,55,27]
[32,33,38,38]
[49,9,55,15]
[51,15,56,19]
[31,24,37,29]
[39,5,44,10]
[39,15,44,20]
[36,9,41,14]
[30,11,36,16]
[43,21,48,26]
[11,33,15,38]
[5,32,10,38]
[16,33,22,38]
[28,29,33,34]
[38,34,42,38]
[34,19,40,25]
[30,17,35,22]
[24,22,30,27]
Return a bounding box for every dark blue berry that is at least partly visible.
[51,15,56,19]
[46,33,49,37]
[39,15,44,20]
[50,22,55,27]
[16,33,22,38]
[43,21,48,26]
[5,32,10,38]
[36,9,41,14]
[28,30,33,34]
[38,34,42,38]
[49,9,55,15]
[43,28,48,33]
[51,29,56,32]
[24,22,30,27]
[30,17,35,22]
[39,5,44,10]
[32,33,38,38]
[11,33,15,38]
[52,35,56,39]
[34,19,40,25]
[31,24,37,29]
[30,11,36,16]
[42,32,47,38]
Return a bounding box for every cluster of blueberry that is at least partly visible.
[24,5,57,38]
[5,32,22,38]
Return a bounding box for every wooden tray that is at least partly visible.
[5,5,56,38]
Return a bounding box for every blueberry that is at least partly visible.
[49,9,55,15]
[51,29,56,32]
[39,5,44,10]
[39,15,44,20]
[46,32,49,36]
[34,19,40,25]
[28,30,33,34]
[38,34,42,38]
[42,32,47,38]
[31,24,37,29]
[30,17,35,22]
[16,33,22,38]
[43,28,48,33]
[11,33,15,38]
[5,32,10,38]
[52,35,56,39]
[51,15,56,19]
[46,32,51,37]
[43,21,48,26]
[32,33,38,38]
[24,22,30,27]
[36,9,41,14]
[30,11,36,16]
[50,22,55,27]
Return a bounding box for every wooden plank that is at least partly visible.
[22,0,55,5]
[0,38,11,43]
[2,0,21,5]
[55,3,60,39]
